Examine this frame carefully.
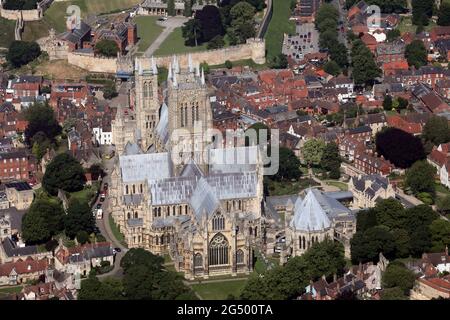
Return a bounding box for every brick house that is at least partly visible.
[354,152,393,176]
[0,149,36,182]
[0,256,48,286]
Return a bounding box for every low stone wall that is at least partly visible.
[0,7,42,21]
[67,52,118,74]
[151,38,266,68]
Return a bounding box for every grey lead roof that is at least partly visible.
[120,152,172,183]
[209,145,258,174]
[189,178,220,219]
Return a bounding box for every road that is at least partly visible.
[143,17,189,57]
[94,145,128,279]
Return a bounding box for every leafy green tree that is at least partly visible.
[383,95,393,111]
[302,139,326,167]
[184,0,193,17]
[323,60,341,76]
[195,5,225,42]
[405,160,436,195]
[102,82,118,100]
[329,43,349,68]
[406,205,438,256]
[350,225,397,263]
[437,3,450,26]
[207,35,225,49]
[374,198,407,230]
[167,0,176,16]
[386,29,401,42]
[381,286,409,300]
[42,153,86,196]
[351,39,381,86]
[382,262,416,295]
[412,0,434,26]
[7,41,41,68]
[396,97,409,110]
[272,147,301,181]
[437,195,450,214]
[356,208,378,232]
[182,18,202,46]
[22,199,65,244]
[423,115,450,146]
[269,54,288,69]
[79,274,124,300]
[76,230,89,244]
[95,40,119,57]
[227,1,256,44]
[429,219,450,252]
[321,142,341,179]
[392,228,411,258]
[405,40,427,69]
[225,60,233,69]
[375,127,425,168]
[65,198,96,239]
[31,131,52,162]
[23,103,61,145]
[120,248,164,273]
[302,240,346,280]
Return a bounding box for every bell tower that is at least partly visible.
[135,56,159,150]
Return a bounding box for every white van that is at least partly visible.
[96,209,103,219]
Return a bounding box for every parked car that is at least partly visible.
[96,203,102,209]
[113,247,122,254]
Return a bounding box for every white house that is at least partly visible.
[93,127,112,145]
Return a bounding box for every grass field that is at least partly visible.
[44,0,142,32]
[265,178,319,196]
[264,0,295,59]
[70,182,100,205]
[191,279,248,300]
[0,285,23,298]
[22,20,51,42]
[325,180,348,191]
[0,17,16,48]
[154,27,208,56]
[134,16,164,53]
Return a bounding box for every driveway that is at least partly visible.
[143,16,189,57]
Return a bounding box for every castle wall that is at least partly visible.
[0,8,42,21]
[67,52,117,73]
[148,38,266,68]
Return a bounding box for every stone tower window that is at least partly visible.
[212,213,225,231]
[236,249,244,264]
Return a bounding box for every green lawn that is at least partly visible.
[0,17,16,48]
[325,180,348,191]
[22,20,52,42]
[44,0,142,33]
[108,214,127,247]
[265,178,319,196]
[69,182,100,205]
[191,279,248,300]
[134,16,164,53]
[0,285,23,298]
[264,0,295,59]
[397,16,437,34]
[154,27,208,56]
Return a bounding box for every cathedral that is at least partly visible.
[110,55,264,279]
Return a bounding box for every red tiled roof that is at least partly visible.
[0,257,48,276]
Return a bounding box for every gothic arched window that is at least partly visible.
[212,212,225,231]
[208,233,229,266]
[236,249,244,264]
[140,184,143,193]
[125,185,129,194]
[196,104,199,121]
[132,185,136,194]
[302,236,306,249]
[134,212,138,219]
[127,212,131,219]
[191,104,195,126]
[194,253,203,268]
[180,106,184,127]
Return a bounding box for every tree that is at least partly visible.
[429,219,450,252]
[382,95,393,111]
[207,35,225,49]
[386,29,401,42]
[102,82,118,100]
[323,60,341,76]
[392,228,411,258]
[437,195,450,214]
[195,5,225,42]
[375,127,425,168]
[272,147,301,181]
[302,240,346,280]
[76,230,89,244]
[405,40,427,69]
[95,40,119,57]
[182,18,202,46]
[382,262,416,295]
[437,3,450,26]
[423,115,450,146]
[373,198,407,230]
[302,139,326,167]
[184,0,193,17]
[120,248,164,273]
[167,0,176,16]
[356,208,378,232]
[406,205,438,256]
[31,131,52,162]
[225,60,233,69]
[321,142,341,179]
[7,41,41,68]
[350,225,397,263]
[227,1,256,44]
[269,54,288,69]
[381,286,409,300]
[22,199,64,244]
[405,161,436,195]
[42,153,86,196]
[412,0,434,26]
[65,198,96,239]
[351,39,381,86]
[79,274,124,300]
[396,97,409,110]
[23,103,61,145]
